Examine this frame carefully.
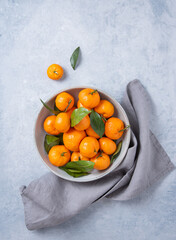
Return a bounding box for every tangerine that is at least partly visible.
[79,136,99,158]
[63,128,86,151]
[47,64,64,80]
[43,115,60,135]
[48,145,70,167]
[105,117,124,140]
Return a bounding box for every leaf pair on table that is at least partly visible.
[59,160,95,178]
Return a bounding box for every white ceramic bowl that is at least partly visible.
[35,87,131,182]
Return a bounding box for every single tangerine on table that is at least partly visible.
[47,64,64,80]
[55,92,74,112]
[63,128,86,151]
[71,152,89,162]
[99,137,116,155]
[55,112,70,133]
[105,117,124,140]
[77,100,91,111]
[94,100,114,118]
[78,88,100,108]
[86,125,100,139]
[43,115,60,135]
[79,136,99,158]
[74,115,90,131]
[48,145,70,167]
[91,152,110,170]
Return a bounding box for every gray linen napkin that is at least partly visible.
[20,80,175,230]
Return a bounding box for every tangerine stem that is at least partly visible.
[89,89,97,95]
[118,125,131,133]
[61,152,67,156]
[53,71,58,75]
[101,115,107,122]
[96,152,103,159]
[64,99,72,112]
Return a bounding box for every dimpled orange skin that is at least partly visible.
[63,128,86,151]
[99,137,116,155]
[91,152,110,170]
[47,64,64,80]
[71,152,89,162]
[55,92,74,112]
[74,115,90,131]
[94,100,114,118]
[43,115,60,135]
[78,88,100,108]
[86,125,100,139]
[79,137,99,158]
[67,106,76,119]
[55,112,70,133]
[48,145,70,167]
[105,117,124,140]
[77,100,91,111]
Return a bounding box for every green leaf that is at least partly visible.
[54,103,61,112]
[59,167,89,178]
[40,99,60,115]
[110,141,122,164]
[90,110,105,138]
[71,107,91,127]
[59,160,94,178]
[44,134,62,153]
[63,160,95,172]
[70,47,80,70]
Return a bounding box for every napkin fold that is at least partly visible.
[20,80,175,230]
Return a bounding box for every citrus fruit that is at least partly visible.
[77,100,91,111]
[105,117,124,140]
[47,64,64,80]
[43,115,60,135]
[48,145,70,167]
[55,92,74,112]
[86,125,100,139]
[91,152,110,170]
[79,136,99,158]
[55,112,70,133]
[99,137,116,155]
[78,88,100,108]
[74,115,90,131]
[63,128,86,151]
[94,100,114,118]
[71,152,89,162]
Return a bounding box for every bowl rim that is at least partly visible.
[34,86,131,182]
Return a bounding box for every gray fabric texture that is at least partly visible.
[20,80,175,230]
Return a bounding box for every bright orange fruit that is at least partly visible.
[63,128,86,151]
[48,145,70,167]
[99,137,116,155]
[94,100,114,118]
[47,64,64,80]
[105,117,124,140]
[43,115,60,135]
[79,136,99,158]
[55,92,74,112]
[71,152,89,162]
[74,115,90,131]
[78,88,100,108]
[91,152,110,170]
[55,112,70,133]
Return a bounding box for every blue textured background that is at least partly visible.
[0,0,176,239]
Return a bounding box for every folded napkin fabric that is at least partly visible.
[20,80,175,230]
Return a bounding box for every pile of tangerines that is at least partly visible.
[43,88,125,172]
